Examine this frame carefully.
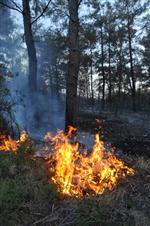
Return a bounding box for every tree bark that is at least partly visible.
[65,0,80,130]
[22,0,37,92]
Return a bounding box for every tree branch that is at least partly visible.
[31,0,52,25]
[52,1,70,19]
[0,0,23,14]
[10,0,23,13]
[78,0,83,7]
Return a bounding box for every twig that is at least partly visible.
[9,0,23,13]
[31,0,52,25]
[78,0,83,7]
[33,214,58,225]
[0,0,22,14]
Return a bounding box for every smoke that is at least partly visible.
[0,2,65,139]
[8,74,65,141]
[8,73,65,139]
[25,91,65,139]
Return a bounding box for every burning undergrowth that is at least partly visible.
[0,130,33,153]
[44,126,134,197]
[1,128,150,226]
[0,126,134,198]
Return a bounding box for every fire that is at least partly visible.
[46,127,134,197]
[0,131,29,153]
[0,127,135,197]
[0,134,18,153]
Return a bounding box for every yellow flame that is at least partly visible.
[0,127,135,197]
[47,127,134,197]
[0,131,29,153]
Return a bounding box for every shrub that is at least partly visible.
[0,64,16,134]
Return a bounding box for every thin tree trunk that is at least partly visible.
[90,49,94,104]
[86,75,89,100]
[100,26,105,110]
[148,67,150,78]
[55,64,60,98]
[22,0,37,92]
[118,43,123,109]
[98,72,101,103]
[127,8,136,111]
[108,38,112,106]
[65,0,80,130]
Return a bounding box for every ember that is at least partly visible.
[45,126,135,197]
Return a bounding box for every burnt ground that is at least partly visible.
[76,111,150,157]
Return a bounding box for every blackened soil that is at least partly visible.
[76,112,150,157]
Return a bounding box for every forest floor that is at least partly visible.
[0,111,150,226]
[77,111,150,157]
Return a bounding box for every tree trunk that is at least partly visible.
[55,64,60,98]
[118,43,123,109]
[65,0,80,130]
[90,49,94,104]
[127,7,136,111]
[86,75,89,100]
[22,0,37,92]
[108,37,112,106]
[100,26,105,110]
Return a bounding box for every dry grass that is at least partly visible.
[0,151,150,226]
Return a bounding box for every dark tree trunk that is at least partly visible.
[49,66,53,96]
[65,0,80,130]
[108,38,112,106]
[118,43,123,108]
[22,0,37,92]
[98,72,101,103]
[100,26,105,110]
[86,75,90,100]
[55,64,60,98]
[90,50,94,104]
[127,8,136,111]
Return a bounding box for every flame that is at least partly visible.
[0,127,135,197]
[0,131,29,153]
[47,127,134,197]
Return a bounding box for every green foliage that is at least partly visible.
[0,150,59,226]
[0,64,16,133]
[0,64,11,103]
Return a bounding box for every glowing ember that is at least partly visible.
[46,126,134,197]
[0,131,29,153]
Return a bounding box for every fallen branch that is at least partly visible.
[33,214,58,225]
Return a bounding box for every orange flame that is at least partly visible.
[0,131,29,153]
[47,127,134,197]
[0,128,135,197]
